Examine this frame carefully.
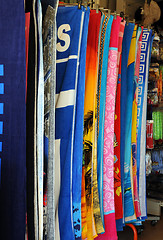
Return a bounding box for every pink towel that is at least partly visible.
[96,16,121,240]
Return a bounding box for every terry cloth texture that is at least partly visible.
[82,10,101,240]
[46,2,58,240]
[36,1,44,239]
[96,16,121,240]
[114,20,125,222]
[33,1,38,238]
[97,15,113,230]
[131,26,142,219]
[72,7,90,240]
[26,0,38,238]
[41,1,59,239]
[43,5,55,240]
[138,29,153,220]
[25,12,30,99]
[114,20,126,232]
[124,25,137,223]
[92,13,105,234]
[93,93,104,235]
[56,6,85,240]
[0,0,26,239]
[120,23,134,224]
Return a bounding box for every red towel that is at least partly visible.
[114,21,125,221]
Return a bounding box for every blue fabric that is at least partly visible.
[97,15,113,228]
[138,29,153,221]
[26,0,37,238]
[151,149,163,171]
[0,103,4,114]
[72,7,90,240]
[0,1,26,239]
[116,218,123,232]
[0,83,4,94]
[120,23,134,224]
[137,29,152,189]
[124,28,137,221]
[0,122,3,134]
[0,158,1,187]
[56,6,84,240]
[0,142,2,152]
[0,65,4,76]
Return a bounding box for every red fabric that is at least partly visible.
[25,13,30,239]
[25,12,30,102]
[83,10,101,238]
[95,214,117,240]
[114,21,125,220]
[114,56,123,220]
[96,17,121,240]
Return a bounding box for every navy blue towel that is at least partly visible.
[0,0,26,239]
